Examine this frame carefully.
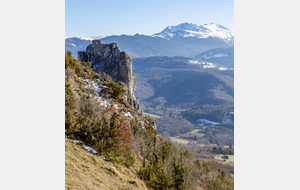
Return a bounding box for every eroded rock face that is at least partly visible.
[78,42,139,111]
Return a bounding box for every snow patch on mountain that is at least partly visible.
[200,54,228,59]
[65,36,106,41]
[218,67,234,71]
[187,59,216,68]
[197,119,220,125]
[153,22,234,42]
[187,59,205,65]
[124,111,134,119]
[203,62,216,69]
[187,59,234,71]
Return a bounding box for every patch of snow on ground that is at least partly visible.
[187,59,204,65]
[187,60,217,69]
[201,54,228,59]
[84,145,97,154]
[197,119,220,125]
[124,111,134,119]
[139,121,145,128]
[203,63,216,69]
[218,67,234,71]
[97,97,110,107]
[82,79,111,107]
[74,139,79,143]
[218,67,228,71]
[98,155,106,160]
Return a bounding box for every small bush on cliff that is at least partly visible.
[104,80,126,99]
[65,80,76,132]
[65,50,76,69]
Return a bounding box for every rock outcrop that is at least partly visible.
[78,40,140,111]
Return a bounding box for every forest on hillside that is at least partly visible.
[65,51,234,189]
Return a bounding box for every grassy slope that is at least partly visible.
[214,155,234,165]
[143,112,161,118]
[170,129,205,144]
[65,138,148,190]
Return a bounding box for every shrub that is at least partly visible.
[65,50,76,69]
[222,155,229,159]
[104,80,126,99]
[65,80,76,131]
[76,66,84,77]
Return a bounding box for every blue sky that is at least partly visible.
[65,0,234,37]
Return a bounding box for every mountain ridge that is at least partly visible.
[153,22,234,43]
[65,22,234,59]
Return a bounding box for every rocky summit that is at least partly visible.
[77,40,139,111]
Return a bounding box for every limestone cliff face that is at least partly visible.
[78,41,139,111]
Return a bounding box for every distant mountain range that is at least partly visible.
[65,22,234,59]
[153,22,233,44]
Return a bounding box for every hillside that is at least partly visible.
[65,43,234,189]
[132,56,228,73]
[136,68,233,108]
[132,56,234,108]
[195,46,234,68]
[65,138,148,190]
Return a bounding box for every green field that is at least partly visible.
[214,155,234,165]
[170,137,197,144]
[170,129,205,144]
[169,127,232,150]
[196,143,218,147]
[144,113,161,118]
[180,129,206,139]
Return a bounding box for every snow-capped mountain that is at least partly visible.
[153,22,234,43]
[65,22,234,58]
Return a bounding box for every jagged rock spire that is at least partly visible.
[78,41,139,111]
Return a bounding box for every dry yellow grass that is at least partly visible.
[65,138,148,190]
[214,154,234,165]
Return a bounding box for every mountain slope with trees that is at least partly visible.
[135,67,234,108]
[65,51,234,190]
[195,46,234,68]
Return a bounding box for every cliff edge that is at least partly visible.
[78,40,139,112]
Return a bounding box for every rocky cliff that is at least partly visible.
[78,41,139,111]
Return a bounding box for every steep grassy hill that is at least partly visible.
[65,138,148,190]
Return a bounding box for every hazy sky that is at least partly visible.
[65,0,234,37]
